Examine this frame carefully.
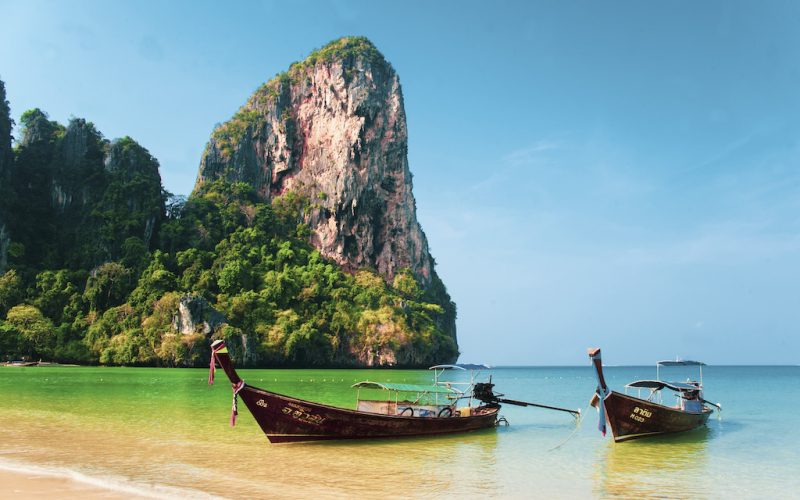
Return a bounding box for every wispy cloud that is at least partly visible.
[502,139,564,166]
[681,133,755,176]
[616,221,800,267]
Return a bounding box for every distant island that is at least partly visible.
[0,36,457,368]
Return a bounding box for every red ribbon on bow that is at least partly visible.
[208,343,226,385]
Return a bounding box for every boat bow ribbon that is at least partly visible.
[209,340,246,426]
[588,347,608,436]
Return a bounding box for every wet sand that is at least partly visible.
[0,468,141,499]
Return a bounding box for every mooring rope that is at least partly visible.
[230,379,245,427]
[547,403,590,452]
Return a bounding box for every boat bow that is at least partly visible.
[588,347,609,436]
[209,340,246,426]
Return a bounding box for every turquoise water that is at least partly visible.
[1,365,798,498]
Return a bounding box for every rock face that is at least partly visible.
[6,108,165,270]
[173,295,226,335]
[51,118,107,214]
[0,81,11,176]
[0,80,12,270]
[195,37,433,286]
[102,137,165,250]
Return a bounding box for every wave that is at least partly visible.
[0,457,220,499]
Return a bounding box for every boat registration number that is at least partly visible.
[282,403,327,426]
[629,406,652,423]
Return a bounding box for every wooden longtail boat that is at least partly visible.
[209,340,580,443]
[588,347,720,443]
[3,361,38,367]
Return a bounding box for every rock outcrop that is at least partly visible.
[173,294,226,336]
[195,37,433,287]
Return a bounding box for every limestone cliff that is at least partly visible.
[0,81,10,177]
[102,137,165,250]
[6,108,165,270]
[195,37,434,287]
[0,80,12,270]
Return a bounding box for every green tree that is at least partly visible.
[0,269,22,316]
[6,305,55,358]
[128,251,177,310]
[120,237,149,272]
[0,320,20,360]
[33,270,82,323]
[83,262,133,311]
[392,269,422,300]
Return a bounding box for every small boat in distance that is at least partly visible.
[209,340,580,443]
[588,347,720,442]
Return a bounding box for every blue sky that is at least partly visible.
[1,0,798,364]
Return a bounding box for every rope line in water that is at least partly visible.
[547,403,591,452]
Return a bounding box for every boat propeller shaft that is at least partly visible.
[472,382,581,417]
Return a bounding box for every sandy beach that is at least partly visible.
[0,468,141,499]
[0,460,213,499]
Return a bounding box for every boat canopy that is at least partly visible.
[351,381,456,394]
[657,360,706,366]
[626,380,700,392]
[428,364,466,371]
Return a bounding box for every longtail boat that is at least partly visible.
[3,361,38,367]
[588,347,720,442]
[208,340,580,443]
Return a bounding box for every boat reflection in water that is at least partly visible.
[302,428,502,496]
[594,427,711,498]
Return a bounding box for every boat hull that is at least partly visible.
[208,340,499,443]
[603,391,711,442]
[238,385,499,443]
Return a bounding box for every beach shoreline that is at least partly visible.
[0,467,139,499]
[0,460,214,499]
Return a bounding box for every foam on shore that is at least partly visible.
[0,458,218,499]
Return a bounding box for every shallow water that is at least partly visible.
[1,365,798,498]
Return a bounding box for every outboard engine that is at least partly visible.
[473,382,500,406]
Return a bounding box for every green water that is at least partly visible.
[1,365,799,498]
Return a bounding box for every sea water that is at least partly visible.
[1,365,798,498]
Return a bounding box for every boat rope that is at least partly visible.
[230,379,245,427]
[547,403,589,452]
